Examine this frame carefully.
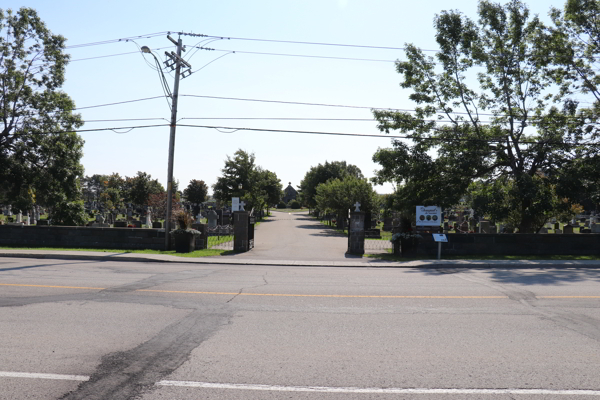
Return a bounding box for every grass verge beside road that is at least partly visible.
[0,246,233,258]
[364,253,600,261]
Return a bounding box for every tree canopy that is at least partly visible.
[0,7,84,213]
[212,149,282,212]
[315,175,379,216]
[373,0,600,232]
[299,161,363,210]
[183,179,209,205]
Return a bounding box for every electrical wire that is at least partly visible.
[83,118,169,123]
[74,96,167,111]
[7,122,598,148]
[190,52,234,74]
[174,123,600,146]
[66,32,170,49]
[195,47,397,63]
[187,33,438,52]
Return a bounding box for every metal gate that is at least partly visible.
[363,237,393,254]
[206,225,234,250]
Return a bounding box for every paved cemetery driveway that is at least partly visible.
[234,211,361,261]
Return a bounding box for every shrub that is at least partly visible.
[289,200,301,209]
[277,201,287,209]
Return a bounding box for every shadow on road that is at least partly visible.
[406,266,600,286]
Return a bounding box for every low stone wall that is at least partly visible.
[0,225,165,250]
[419,233,600,256]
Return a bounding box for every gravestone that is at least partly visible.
[591,223,600,233]
[538,227,548,234]
[16,212,22,224]
[146,210,152,227]
[460,222,469,232]
[382,217,393,232]
[489,225,497,234]
[554,228,563,234]
[207,210,218,228]
[563,224,574,234]
[479,220,490,233]
[554,222,560,230]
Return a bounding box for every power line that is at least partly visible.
[66,32,170,49]
[8,122,597,147]
[6,124,168,136]
[179,94,406,111]
[195,47,396,63]
[187,33,438,52]
[177,123,598,146]
[68,46,175,63]
[83,118,169,123]
[74,96,167,111]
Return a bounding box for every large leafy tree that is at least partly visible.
[126,171,164,207]
[545,0,600,212]
[183,179,209,204]
[212,149,256,204]
[315,176,379,216]
[373,0,598,233]
[212,149,282,213]
[299,161,363,210]
[0,8,84,213]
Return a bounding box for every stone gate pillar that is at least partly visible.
[348,211,365,255]
[233,211,251,252]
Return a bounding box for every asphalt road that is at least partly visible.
[232,211,355,261]
[1,258,600,399]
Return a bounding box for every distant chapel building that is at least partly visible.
[283,182,298,204]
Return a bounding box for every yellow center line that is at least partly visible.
[537,296,600,299]
[0,283,105,290]
[1,283,597,299]
[136,289,507,299]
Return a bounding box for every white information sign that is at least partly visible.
[232,197,240,212]
[432,234,448,242]
[416,206,441,226]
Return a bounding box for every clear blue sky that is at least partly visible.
[4,0,565,195]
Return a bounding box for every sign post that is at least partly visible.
[432,233,448,260]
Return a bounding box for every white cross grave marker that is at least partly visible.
[354,202,361,212]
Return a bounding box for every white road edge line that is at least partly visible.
[156,381,600,396]
[0,372,89,381]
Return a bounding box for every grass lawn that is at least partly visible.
[364,252,600,261]
[0,246,234,257]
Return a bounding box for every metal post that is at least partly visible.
[437,241,442,260]
[164,37,183,250]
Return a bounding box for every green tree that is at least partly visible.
[315,176,379,217]
[212,150,283,214]
[126,171,165,207]
[212,149,256,204]
[0,8,84,213]
[373,0,597,233]
[183,179,209,204]
[545,0,600,212]
[299,161,363,211]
